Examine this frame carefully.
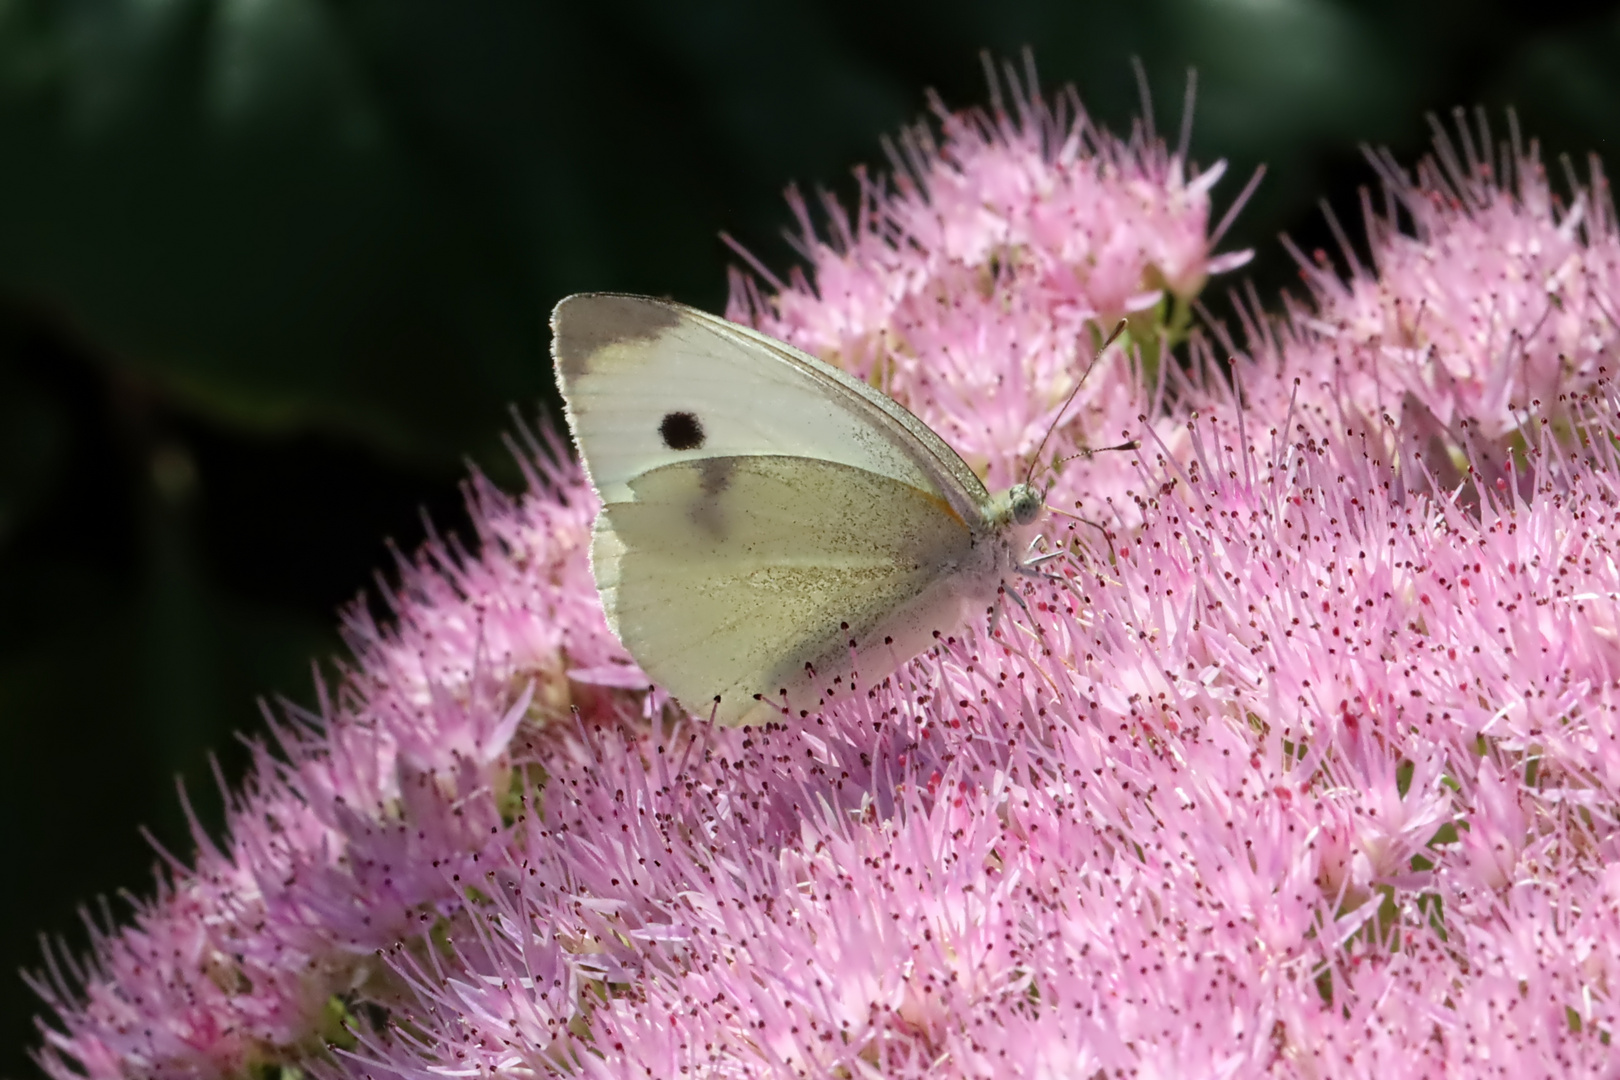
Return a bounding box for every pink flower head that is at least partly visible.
[343,398,1620,1080]
[729,58,1255,512]
[29,433,647,1080]
[1287,111,1620,445]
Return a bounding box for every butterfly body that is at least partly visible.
[552,293,1038,726]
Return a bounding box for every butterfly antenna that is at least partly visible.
[1049,440,1141,471]
[1023,319,1129,488]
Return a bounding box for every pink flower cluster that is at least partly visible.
[29,434,632,1080]
[729,60,1254,505]
[31,67,1620,1080]
[1267,112,1620,451]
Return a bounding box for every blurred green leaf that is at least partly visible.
[0,0,529,463]
[0,362,64,550]
[1492,9,1620,162]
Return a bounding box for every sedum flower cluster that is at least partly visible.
[30,64,1620,1079]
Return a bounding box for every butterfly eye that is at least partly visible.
[659,411,705,450]
[1009,484,1043,526]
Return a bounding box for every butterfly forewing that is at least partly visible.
[552,294,991,516]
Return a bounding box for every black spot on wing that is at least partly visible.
[660,411,705,450]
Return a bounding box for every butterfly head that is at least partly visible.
[987,482,1045,530]
[1007,483,1043,526]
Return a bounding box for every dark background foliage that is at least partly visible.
[3,0,1619,1070]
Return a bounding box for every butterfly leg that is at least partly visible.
[985,578,1028,641]
[1014,558,1070,587]
[993,574,1062,664]
[1047,507,1123,565]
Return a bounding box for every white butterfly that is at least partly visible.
[551,293,1045,727]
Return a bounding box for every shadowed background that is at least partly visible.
[2,0,1617,1070]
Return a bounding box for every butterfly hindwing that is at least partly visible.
[593,455,988,726]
